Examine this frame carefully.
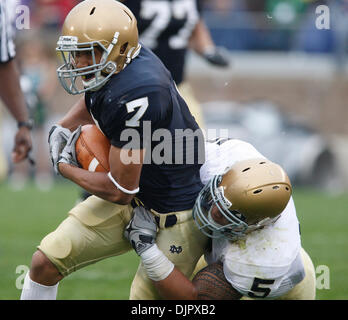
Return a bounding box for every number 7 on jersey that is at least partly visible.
[125,97,149,127]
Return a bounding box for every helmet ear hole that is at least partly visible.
[90,7,96,15]
[253,189,263,194]
[120,42,128,54]
[242,167,250,172]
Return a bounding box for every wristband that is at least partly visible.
[107,172,139,194]
[18,120,33,130]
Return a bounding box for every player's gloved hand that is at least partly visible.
[125,206,174,281]
[202,46,230,67]
[48,124,72,174]
[57,125,81,171]
[124,206,157,256]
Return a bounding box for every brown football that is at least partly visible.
[75,124,111,172]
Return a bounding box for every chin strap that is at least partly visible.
[100,32,120,64]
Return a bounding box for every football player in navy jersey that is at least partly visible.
[77,0,229,201]
[20,0,208,300]
[120,0,231,281]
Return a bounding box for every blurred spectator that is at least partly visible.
[122,0,230,129]
[22,0,79,29]
[202,0,336,53]
[331,0,348,72]
[0,0,32,182]
[9,34,57,190]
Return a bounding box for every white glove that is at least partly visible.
[124,206,174,281]
[124,206,157,256]
[57,125,82,171]
[48,125,72,174]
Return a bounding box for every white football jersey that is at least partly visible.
[201,139,305,299]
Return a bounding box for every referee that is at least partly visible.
[0,0,32,164]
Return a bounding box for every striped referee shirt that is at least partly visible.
[0,0,17,63]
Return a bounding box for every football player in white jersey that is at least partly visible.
[125,139,316,299]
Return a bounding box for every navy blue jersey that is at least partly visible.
[123,0,202,85]
[85,46,204,213]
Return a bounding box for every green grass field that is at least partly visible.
[0,182,347,300]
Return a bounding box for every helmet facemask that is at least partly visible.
[193,175,249,241]
[193,175,282,241]
[56,35,120,95]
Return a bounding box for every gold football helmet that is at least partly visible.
[56,0,141,95]
[193,158,292,240]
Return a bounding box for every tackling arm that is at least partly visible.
[192,263,242,300]
[152,261,242,300]
[125,207,242,300]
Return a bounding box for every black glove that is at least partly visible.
[203,47,230,67]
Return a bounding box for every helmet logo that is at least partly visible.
[216,186,232,208]
[57,36,78,49]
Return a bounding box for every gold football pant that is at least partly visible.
[38,195,208,299]
[277,248,316,300]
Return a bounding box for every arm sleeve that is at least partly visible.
[101,86,172,149]
[192,262,242,300]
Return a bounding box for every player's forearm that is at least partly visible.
[58,163,134,204]
[189,19,215,55]
[0,59,29,122]
[58,96,94,131]
[139,245,198,299]
[154,267,198,300]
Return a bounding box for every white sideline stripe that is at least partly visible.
[88,158,99,172]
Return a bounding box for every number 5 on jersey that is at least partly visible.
[248,278,275,298]
[125,97,149,127]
